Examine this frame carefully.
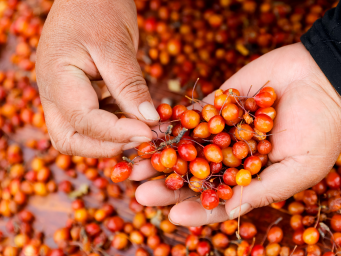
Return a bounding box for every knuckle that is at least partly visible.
[257,195,276,208]
[67,109,91,136]
[53,133,76,156]
[116,76,149,102]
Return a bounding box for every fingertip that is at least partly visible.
[115,118,154,141]
[138,101,160,123]
[135,179,166,206]
[129,160,158,181]
[169,201,206,226]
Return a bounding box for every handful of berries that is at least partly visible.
[111,82,277,217]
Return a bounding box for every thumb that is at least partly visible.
[224,156,328,219]
[92,26,160,125]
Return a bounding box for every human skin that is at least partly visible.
[36,0,341,226]
[36,0,160,159]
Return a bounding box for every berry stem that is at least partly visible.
[289,245,297,256]
[191,78,200,110]
[314,205,321,228]
[236,186,243,240]
[252,80,270,97]
[260,216,283,245]
[247,85,253,97]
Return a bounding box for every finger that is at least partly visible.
[90,9,160,126]
[41,65,154,144]
[135,179,197,206]
[224,155,330,220]
[43,100,135,158]
[129,160,159,181]
[168,201,228,226]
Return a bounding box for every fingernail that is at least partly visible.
[139,101,160,121]
[122,142,141,151]
[229,203,252,220]
[130,136,151,143]
[168,215,179,226]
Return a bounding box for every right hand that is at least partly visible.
[36,0,159,158]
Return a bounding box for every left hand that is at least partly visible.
[129,43,341,226]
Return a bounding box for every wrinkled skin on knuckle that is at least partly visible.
[54,135,73,155]
[115,77,149,104]
[67,109,87,131]
[255,195,274,209]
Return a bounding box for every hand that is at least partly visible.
[132,43,341,226]
[36,0,159,158]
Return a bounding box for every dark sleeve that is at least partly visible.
[301,3,341,95]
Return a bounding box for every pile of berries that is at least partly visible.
[135,0,338,104]
[111,83,277,217]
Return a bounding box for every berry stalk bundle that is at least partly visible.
[111,83,277,218]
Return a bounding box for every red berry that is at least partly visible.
[111,162,132,183]
[256,107,276,120]
[240,222,257,239]
[254,114,273,133]
[165,173,184,190]
[257,140,272,154]
[138,142,155,159]
[172,157,188,175]
[200,189,219,210]
[202,104,219,122]
[160,148,177,168]
[181,110,200,129]
[208,115,225,134]
[326,171,341,189]
[223,168,238,186]
[157,104,172,121]
[303,227,319,245]
[210,162,222,174]
[203,144,223,163]
[267,226,283,243]
[232,141,249,159]
[172,105,187,120]
[151,152,166,172]
[178,144,197,161]
[236,169,252,186]
[254,91,275,108]
[222,103,239,121]
[196,240,211,256]
[213,132,231,149]
[244,156,262,175]
[217,184,233,200]
[190,158,210,179]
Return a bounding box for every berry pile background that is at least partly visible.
[0,0,340,256]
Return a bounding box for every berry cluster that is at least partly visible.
[111,83,277,225]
